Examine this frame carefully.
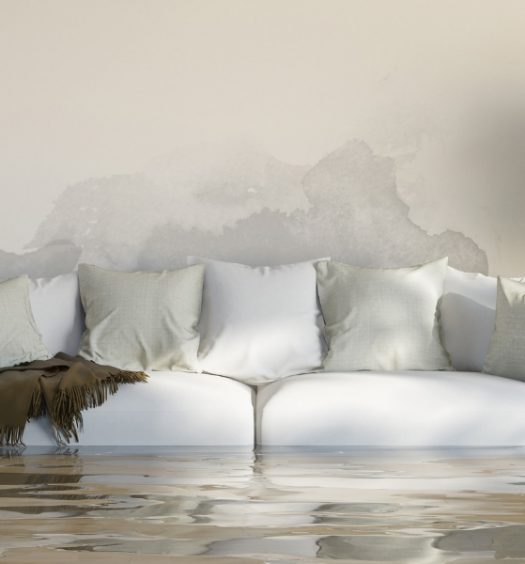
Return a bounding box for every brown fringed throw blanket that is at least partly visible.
[0,353,147,446]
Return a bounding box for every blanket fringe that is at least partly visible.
[0,425,26,446]
[52,370,147,443]
[0,368,147,447]
[0,386,43,446]
[27,383,44,419]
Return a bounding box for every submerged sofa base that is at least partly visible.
[22,370,525,448]
[257,371,525,447]
[23,371,255,447]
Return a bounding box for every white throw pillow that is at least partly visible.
[78,264,205,372]
[441,267,497,372]
[30,272,84,356]
[187,256,326,385]
[483,277,525,381]
[316,258,451,371]
[0,276,49,367]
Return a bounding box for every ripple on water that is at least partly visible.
[0,448,525,562]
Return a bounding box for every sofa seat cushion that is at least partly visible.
[23,371,255,446]
[256,371,525,446]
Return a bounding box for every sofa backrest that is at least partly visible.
[441,267,497,372]
[29,272,84,356]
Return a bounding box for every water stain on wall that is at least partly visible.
[0,139,486,279]
[0,242,81,280]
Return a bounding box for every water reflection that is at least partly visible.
[0,448,524,562]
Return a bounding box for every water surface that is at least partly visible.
[1,447,525,562]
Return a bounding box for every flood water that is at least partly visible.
[1,447,525,563]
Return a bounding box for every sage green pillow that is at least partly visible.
[483,277,525,381]
[78,264,205,371]
[316,258,451,371]
[0,276,49,368]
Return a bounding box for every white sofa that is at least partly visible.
[21,268,525,447]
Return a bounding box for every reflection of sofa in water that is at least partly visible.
[22,266,525,447]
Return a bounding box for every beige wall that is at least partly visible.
[1,0,525,277]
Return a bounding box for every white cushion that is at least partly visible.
[441,267,497,372]
[23,371,255,446]
[188,256,325,385]
[30,272,84,356]
[316,258,450,371]
[257,371,525,446]
[483,277,525,381]
[78,264,205,371]
[0,276,49,367]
